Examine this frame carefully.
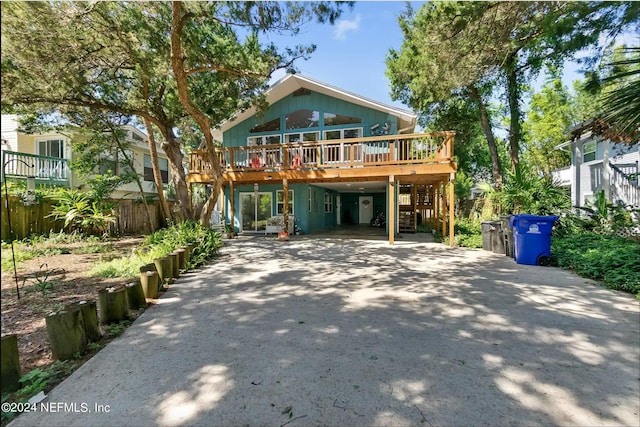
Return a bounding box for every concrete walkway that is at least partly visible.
[10,237,640,427]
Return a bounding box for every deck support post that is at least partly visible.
[221,185,226,226]
[434,184,439,231]
[283,179,289,234]
[449,173,455,247]
[441,179,446,239]
[388,174,395,245]
[230,181,235,233]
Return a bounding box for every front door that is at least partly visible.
[358,196,373,224]
[240,192,272,232]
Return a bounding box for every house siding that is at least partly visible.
[223,90,399,146]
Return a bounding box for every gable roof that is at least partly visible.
[219,74,417,134]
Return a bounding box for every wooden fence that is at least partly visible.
[1,195,169,241]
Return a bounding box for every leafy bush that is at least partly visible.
[48,189,116,236]
[552,232,640,296]
[92,221,222,279]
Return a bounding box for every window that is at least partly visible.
[248,135,281,146]
[323,128,363,140]
[250,118,281,134]
[324,192,333,213]
[324,112,361,127]
[144,154,169,184]
[285,109,320,130]
[583,141,596,163]
[37,139,64,158]
[131,132,144,142]
[285,132,319,144]
[276,190,294,215]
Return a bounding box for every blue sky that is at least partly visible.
[266,1,638,114]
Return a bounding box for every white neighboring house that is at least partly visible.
[1,114,171,200]
[554,119,639,209]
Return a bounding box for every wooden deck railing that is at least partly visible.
[189,132,454,175]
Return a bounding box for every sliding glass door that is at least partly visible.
[240,193,272,232]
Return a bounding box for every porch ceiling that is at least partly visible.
[313,181,386,193]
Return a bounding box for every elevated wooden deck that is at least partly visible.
[187,132,456,185]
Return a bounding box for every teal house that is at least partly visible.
[189,74,458,244]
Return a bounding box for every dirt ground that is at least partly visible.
[1,237,144,374]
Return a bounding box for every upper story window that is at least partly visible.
[144,154,169,184]
[324,112,361,127]
[131,132,144,142]
[285,110,320,130]
[250,118,280,134]
[37,139,64,158]
[285,131,319,144]
[248,135,281,146]
[583,141,596,163]
[324,128,362,140]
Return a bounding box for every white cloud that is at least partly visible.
[333,14,362,40]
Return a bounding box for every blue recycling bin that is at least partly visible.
[509,214,559,266]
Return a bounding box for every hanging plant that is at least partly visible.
[362,199,370,206]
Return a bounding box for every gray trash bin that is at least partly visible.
[481,221,505,254]
[481,221,493,251]
[500,215,514,258]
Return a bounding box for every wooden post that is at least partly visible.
[449,173,455,247]
[230,181,235,233]
[434,184,439,231]
[441,180,446,239]
[174,248,186,270]
[283,146,289,169]
[389,175,395,245]
[140,271,159,299]
[1,334,21,392]
[46,307,88,360]
[221,185,226,227]
[230,150,235,171]
[413,184,418,231]
[75,300,101,343]
[154,256,172,285]
[98,287,129,324]
[126,282,147,310]
[283,179,289,235]
[169,252,180,278]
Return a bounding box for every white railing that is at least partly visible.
[611,162,639,207]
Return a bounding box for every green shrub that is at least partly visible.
[552,232,640,296]
[92,221,222,279]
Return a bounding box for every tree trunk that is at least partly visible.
[171,1,224,226]
[161,126,193,221]
[143,118,173,224]
[468,85,504,189]
[506,52,521,171]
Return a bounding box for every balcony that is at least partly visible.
[1,150,71,186]
[188,132,455,184]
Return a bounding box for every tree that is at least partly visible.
[2,1,351,225]
[522,73,573,175]
[168,1,350,225]
[387,1,638,180]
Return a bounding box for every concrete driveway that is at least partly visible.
[10,236,640,427]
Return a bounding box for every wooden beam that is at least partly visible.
[449,174,455,247]
[389,174,395,245]
[186,162,457,185]
[230,181,235,233]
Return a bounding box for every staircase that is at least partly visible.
[610,162,639,208]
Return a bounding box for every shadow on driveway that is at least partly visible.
[11,237,640,427]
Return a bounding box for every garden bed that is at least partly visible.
[0,237,144,374]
